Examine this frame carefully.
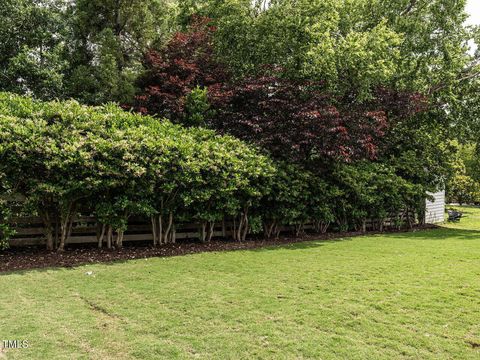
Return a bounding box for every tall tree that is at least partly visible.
[195,0,476,97]
[208,74,424,167]
[135,16,229,122]
[65,0,178,104]
[0,0,68,99]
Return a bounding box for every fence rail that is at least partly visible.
[6,213,412,248]
[8,216,231,247]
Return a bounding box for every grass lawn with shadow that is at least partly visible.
[0,206,479,359]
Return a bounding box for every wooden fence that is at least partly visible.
[6,213,412,248]
[8,216,234,247]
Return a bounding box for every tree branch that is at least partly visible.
[429,59,480,94]
[400,0,418,16]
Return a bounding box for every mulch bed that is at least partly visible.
[0,225,437,273]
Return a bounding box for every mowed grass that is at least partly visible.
[1,208,479,359]
[444,205,480,231]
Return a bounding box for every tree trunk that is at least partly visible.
[171,223,176,244]
[241,217,248,241]
[163,212,173,244]
[295,222,305,237]
[107,225,113,249]
[207,221,215,242]
[398,211,405,230]
[41,211,54,251]
[268,221,275,238]
[58,221,67,251]
[45,224,54,251]
[264,221,275,238]
[240,209,249,242]
[58,203,76,252]
[58,217,68,252]
[97,223,106,248]
[233,217,237,241]
[54,216,59,249]
[116,230,124,248]
[68,216,75,237]
[158,214,163,245]
[236,214,244,242]
[151,216,157,246]
[321,222,330,234]
[200,222,206,242]
[406,208,413,229]
[273,222,280,238]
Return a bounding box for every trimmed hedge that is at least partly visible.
[0,93,426,251]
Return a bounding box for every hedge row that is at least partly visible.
[0,93,426,251]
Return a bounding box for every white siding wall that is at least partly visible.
[425,190,445,224]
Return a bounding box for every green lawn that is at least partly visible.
[1,208,480,359]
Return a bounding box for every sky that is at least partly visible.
[466,0,480,25]
[466,1,479,53]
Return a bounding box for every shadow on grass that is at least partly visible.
[245,227,480,255]
[2,226,479,276]
[387,226,480,241]
[244,236,353,253]
[0,237,353,276]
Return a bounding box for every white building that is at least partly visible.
[425,190,445,224]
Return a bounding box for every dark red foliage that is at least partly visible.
[135,15,228,120]
[134,15,425,165]
[208,76,424,164]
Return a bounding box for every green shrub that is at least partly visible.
[0,92,429,250]
[330,162,426,231]
[184,86,215,127]
[0,92,274,249]
[447,174,480,205]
